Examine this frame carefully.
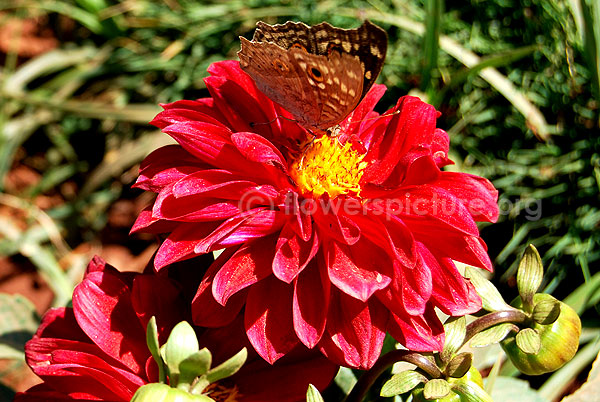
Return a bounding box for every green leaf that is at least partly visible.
[532,298,561,325]
[306,384,325,402]
[146,317,166,383]
[333,367,356,394]
[515,328,541,355]
[470,323,518,348]
[178,348,212,387]
[424,379,451,400]
[446,352,473,378]
[442,316,466,361]
[0,293,40,360]
[453,381,495,402]
[380,370,427,397]
[205,347,247,384]
[163,321,200,384]
[465,267,514,312]
[517,245,544,312]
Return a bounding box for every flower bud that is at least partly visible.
[501,293,581,375]
[130,383,213,402]
[410,367,487,401]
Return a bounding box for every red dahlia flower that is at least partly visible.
[131,60,499,369]
[15,256,337,402]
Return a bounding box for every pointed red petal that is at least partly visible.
[293,260,330,348]
[192,248,248,327]
[244,276,298,364]
[212,236,276,305]
[319,290,388,369]
[325,239,392,302]
[387,303,445,352]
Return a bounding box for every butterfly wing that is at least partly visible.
[254,20,387,99]
[238,37,320,128]
[288,48,364,129]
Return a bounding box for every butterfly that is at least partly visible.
[237,20,388,132]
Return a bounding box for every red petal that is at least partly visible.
[154,222,220,269]
[375,253,432,317]
[293,260,330,348]
[130,206,178,234]
[313,205,361,245]
[205,61,283,139]
[432,172,499,222]
[273,223,319,283]
[420,234,493,271]
[325,238,392,302]
[130,275,187,343]
[319,289,388,369]
[387,303,445,352]
[72,271,148,375]
[192,248,248,327]
[230,132,286,169]
[193,208,285,253]
[418,242,482,315]
[338,84,386,136]
[171,170,279,200]
[244,275,298,364]
[134,145,207,192]
[151,98,227,129]
[362,96,439,185]
[395,185,480,236]
[212,236,276,305]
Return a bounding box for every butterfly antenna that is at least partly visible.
[343,110,402,127]
[249,114,299,128]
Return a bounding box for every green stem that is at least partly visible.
[344,350,442,402]
[464,310,529,345]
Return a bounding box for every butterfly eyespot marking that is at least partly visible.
[308,67,323,82]
[291,43,307,52]
[272,58,289,72]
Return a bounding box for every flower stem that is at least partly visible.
[464,309,530,345]
[344,350,442,402]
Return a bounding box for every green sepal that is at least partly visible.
[306,384,325,402]
[424,379,451,400]
[441,316,466,362]
[146,317,166,383]
[452,381,494,402]
[178,348,212,388]
[205,347,247,383]
[446,352,473,378]
[465,267,515,312]
[532,297,561,325]
[190,348,247,395]
[162,321,200,385]
[516,245,544,313]
[380,370,427,397]
[515,328,541,354]
[469,323,519,348]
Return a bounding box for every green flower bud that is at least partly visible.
[130,383,213,402]
[501,293,581,375]
[411,367,486,401]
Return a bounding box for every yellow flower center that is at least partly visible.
[290,136,368,198]
[204,382,240,402]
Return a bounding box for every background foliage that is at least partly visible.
[0,0,598,401]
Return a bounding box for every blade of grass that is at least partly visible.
[580,0,600,100]
[421,0,443,92]
[435,44,541,105]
